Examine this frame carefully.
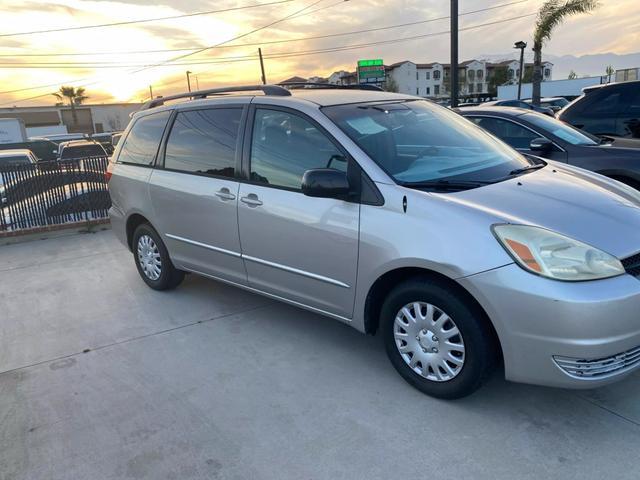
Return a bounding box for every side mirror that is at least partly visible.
[301,168,350,199]
[529,137,553,152]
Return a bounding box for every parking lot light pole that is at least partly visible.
[186,71,192,93]
[514,41,527,100]
[450,0,459,108]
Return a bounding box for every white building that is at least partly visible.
[0,103,141,135]
[385,59,554,98]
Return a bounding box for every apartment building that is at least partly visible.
[386,59,553,98]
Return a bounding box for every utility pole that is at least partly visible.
[148,85,153,100]
[258,48,267,85]
[514,41,527,100]
[450,0,459,108]
[186,71,192,92]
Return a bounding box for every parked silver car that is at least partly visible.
[108,85,640,398]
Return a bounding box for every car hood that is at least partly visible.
[436,163,640,259]
[600,136,640,150]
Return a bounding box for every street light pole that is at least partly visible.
[514,41,527,100]
[149,85,153,100]
[258,48,267,85]
[186,71,192,92]
[450,0,459,108]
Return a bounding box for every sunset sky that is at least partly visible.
[0,0,637,106]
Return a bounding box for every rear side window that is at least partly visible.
[470,117,540,149]
[164,108,241,178]
[249,108,345,189]
[60,144,106,159]
[117,110,171,166]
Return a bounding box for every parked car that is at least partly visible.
[482,99,555,116]
[524,96,569,113]
[558,80,640,138]
[0,149,38,205]
[58,139,108,161]
[108,85,640,399]
[0,138,57,162]
[458,106,640,189]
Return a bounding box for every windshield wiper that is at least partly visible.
[399,179,493,191]
[508,163,546,176]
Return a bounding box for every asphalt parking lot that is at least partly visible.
[1,229,640,480]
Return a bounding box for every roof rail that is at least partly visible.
[140,84,291,110]
[279,82,384,92]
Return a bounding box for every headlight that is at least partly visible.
[493,224,624,281]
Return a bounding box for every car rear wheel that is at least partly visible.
[132,224,184,290]
[381,277,496,399]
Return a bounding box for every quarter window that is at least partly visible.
[164,108,241,177]
[250,109,346,190]
[118,110,171,166]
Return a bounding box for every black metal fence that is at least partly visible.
[0,156,111,233]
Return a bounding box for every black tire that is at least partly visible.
[132,223,184,290]
[381,276,496,399]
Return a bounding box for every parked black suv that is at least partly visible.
[558,80,640,139]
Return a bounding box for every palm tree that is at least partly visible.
[532,0,599,106]
[52,86,89,126]
[605,65,614,83]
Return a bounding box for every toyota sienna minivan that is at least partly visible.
[108,85,640,399]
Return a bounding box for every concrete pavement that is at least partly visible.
[1,230,640,479]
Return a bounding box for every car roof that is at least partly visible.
[133,88,417,120]
[59,139,101,147]
[457,106,530,116]
[0,149,33,157]
[584,79,640,93]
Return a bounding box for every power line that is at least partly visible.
[0,3,536,104]
[0,11,538,71]
[0,0,295,38]
[0,0,334,104]
[0,0,529,58]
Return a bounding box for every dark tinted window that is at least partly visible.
[164,108,241,177]
[0,155,31,166]
[587,89,624,114]
[60,143,106,160]
[624,85,640,113]
[470,117,540,149]
[118,110,171,166]
[250,109,345,189]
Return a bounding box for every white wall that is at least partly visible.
[498,76,604,99]
[90,104,140,133]
[26,125,68,137]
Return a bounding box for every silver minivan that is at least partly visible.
[108,85,640,399]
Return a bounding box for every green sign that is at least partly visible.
[357,59,385,79]
[358,59,383,67]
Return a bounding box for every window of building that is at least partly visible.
[468,70,475,80]
[426,87,430,95]
[477,83,483,93]
[544,68,551,77]
[250,109,346,190]
[426,71,430,80]
[164,108,242,177]
[433,70,440,80]
[416,72,419,80]
[469,84,475,93]
[477,70,483,79]
[117,110,171,166]
[434,85,440,95]
[508,69,515,79]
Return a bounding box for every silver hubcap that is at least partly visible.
[393,301,465,382]
[137,235,162,281]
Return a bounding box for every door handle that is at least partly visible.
[215,188,236,201]
[240,194,263,207]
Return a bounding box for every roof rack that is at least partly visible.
[279,82,384,92]
[140,84,291,110]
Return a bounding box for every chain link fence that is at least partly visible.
[0,156,111,233]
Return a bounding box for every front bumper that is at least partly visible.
[458,264,640,388]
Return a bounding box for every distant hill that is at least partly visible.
[478,52,640,80]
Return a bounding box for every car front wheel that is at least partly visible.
[381,277,497,399]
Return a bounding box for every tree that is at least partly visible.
[52,86,89,126]
[605,65,614,83]
[488,66,509,97]
[532,0,599,106]
[568,70,578,79]
[384,76,399,93]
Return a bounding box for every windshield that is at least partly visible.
[60,144,106,159]
[323,100,530,185]
[0,155,31,166]
[522,113,599,146]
